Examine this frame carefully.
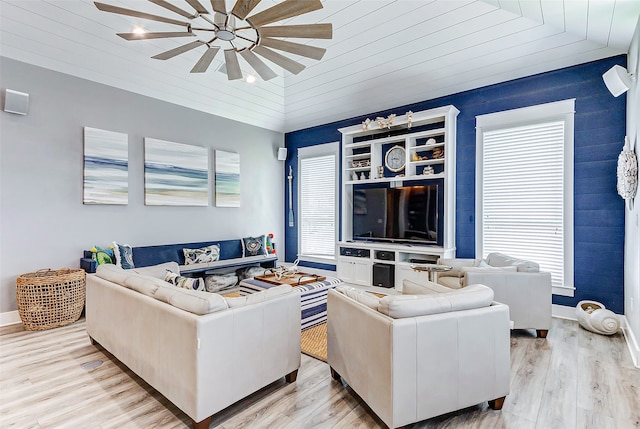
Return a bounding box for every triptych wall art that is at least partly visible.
[83,127,129,205]
[82,127,240,207]
[144,138,209,206]
[215,150,241,208]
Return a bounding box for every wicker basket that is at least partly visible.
[16,268,86,331]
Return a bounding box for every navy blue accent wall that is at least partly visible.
[285,56,627,313]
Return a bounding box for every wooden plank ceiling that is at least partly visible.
[1,0,639,133]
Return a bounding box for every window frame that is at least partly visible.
[475,99,575,297]
[297,142,340,264]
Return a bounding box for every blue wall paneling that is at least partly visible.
[285,55,627,313]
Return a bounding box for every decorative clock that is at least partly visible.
[385,145,406,172]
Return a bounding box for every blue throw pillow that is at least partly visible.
[112,241,135,270]
[242,235,267,257]
[164,270,204,291]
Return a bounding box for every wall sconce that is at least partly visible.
[602,65,635,97]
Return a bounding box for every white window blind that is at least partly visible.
[299,150,337,260]
[482,122,565,288]
[476,99,575,295]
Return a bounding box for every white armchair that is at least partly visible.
[327,282,510,429]
[437,252,552,338]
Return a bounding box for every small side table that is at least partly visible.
[410,264,452,282]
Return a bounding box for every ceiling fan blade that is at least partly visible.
[191,47,221,73]
[210,0,227,14]
[185,0,210,14]
[94,2,189,27]
[224,49,243,80]
[239,49,277,80]
[152,41,204,60]
[231,0,261,20]
[247,0,323,28]
[260,38,325,60]
[117,31,194,40]
[258,23,332,39]
[253,46,305,75]
[148,0,194,18]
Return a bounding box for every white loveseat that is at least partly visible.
[86,264,301,429]
[437,252,552,337]
[327,281,510,429]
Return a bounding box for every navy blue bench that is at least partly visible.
[81,239,277,274]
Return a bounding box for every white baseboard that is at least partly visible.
[0,310,21,327]
[621,318,640,368]
[552,303,578,320]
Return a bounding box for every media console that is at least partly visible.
[337,105,459,291]
[336,241,455,292]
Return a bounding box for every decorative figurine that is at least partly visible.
[352,171,358,181]
[360,172,366,180]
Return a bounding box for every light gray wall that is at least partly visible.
[0,57,285,313]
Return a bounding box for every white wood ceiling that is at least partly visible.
[1,0,639,133]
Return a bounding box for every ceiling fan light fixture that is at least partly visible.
[246,74,256,83]
[95,0,331,81]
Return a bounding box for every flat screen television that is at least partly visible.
[352,184,442,246]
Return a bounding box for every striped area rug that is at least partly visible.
[300,322,327,362]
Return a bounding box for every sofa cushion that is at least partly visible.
[336,286,380,310]
[438,276,464,289]
[153,284,229,315]
[183,244,220,265]
[378,284,494,318]
[225,284,292,308]
[485,252,539,272]
[164,270,205,291]
[124,274,163,296]
[131,261,180,279]
[436,258,480,277]
[402,279,452,295]
[95,263,132,285]
[460,265,518,275]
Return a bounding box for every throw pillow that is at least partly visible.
[241,235,267,257]
[236,266,269,281]
[183,244,221,265]
[204,273,238,292]
[164,270,204,291]
[112,241,135,269]
[92,246,114,265]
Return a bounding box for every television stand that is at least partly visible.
[336,241,455,292]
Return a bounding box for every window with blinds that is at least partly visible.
[298,143,338,262]
[476,100,575,295]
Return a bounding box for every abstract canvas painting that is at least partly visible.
[144,138,208,206]
[215,150,240,207]
[83,127,128,205]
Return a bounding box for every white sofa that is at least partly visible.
[437,252,552,338]
[86,264,301,429]
[327,281,511,429]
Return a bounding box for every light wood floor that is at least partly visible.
[1,318,638,429]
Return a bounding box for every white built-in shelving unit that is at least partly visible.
[337,105,459,291]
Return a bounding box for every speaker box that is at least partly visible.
[3,89,29,115]
[373,263,395,288]
[277,147,288,161]
[602,65,631,97]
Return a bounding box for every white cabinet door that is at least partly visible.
[336,259,355,283]
[353,260,372,285]
[336,258,372,286]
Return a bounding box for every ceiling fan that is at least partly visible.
[94,0,332,81]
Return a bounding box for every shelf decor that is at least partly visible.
[144,138,208,206]
[215,150,241,207]
[83,127,128,205]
